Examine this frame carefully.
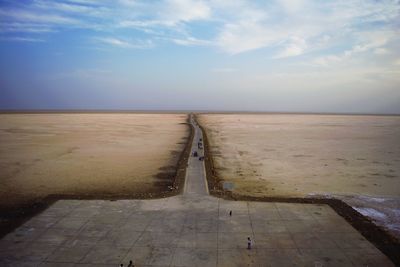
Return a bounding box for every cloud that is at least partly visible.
[313,55,343,66]
[313,30,396,66]
[347,31,392,55]
[0,9,80,25]
[66,0,103,4]
[278,0,307,14]
[0,22,55,33]
[94,37,153,49]
[119,20,175,28]
[374,48,389,55]
[0,37,45,42]
[274,36,307,58]
[119,0,210,29]
[216,0,399,55]
[172,36,211,46]
[163,0,211,22]
[118,0,138,7]
[216,21,278,54]
[0,0,398,57]
[34,1,95,13]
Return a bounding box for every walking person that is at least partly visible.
[128,260,134,267]
[229,210,232,216]
[247,237,252,249]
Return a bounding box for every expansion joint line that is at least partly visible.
[247,202,256,255]
[216,199,220,266]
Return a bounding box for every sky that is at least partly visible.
[0,0,399,113]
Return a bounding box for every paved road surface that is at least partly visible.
[0,115,394,266]
[183,115,209,196]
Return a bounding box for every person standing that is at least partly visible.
[247,237,252,249]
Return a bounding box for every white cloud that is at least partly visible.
[213,0,399,55]
[217,21,278,54]
[172,36,211,46]
[0,9,80,25]
[313,30,397,66]
[0,22,55,33]
[374,48,389,55]
[163,0,211,22]
[66,0,102,4]
[348,31,392,55]
[117,1,212,45]
[278,0,307,14]
[96,37,130,48]
[120,20,174,28]
[119,0,211,29]
[0,37,45,42]
[94,37,153,49]
[274,36,307,58]
[313,55,342,66]
[118,0,138,7]
[0,0,398,57]
[34,1,95,13]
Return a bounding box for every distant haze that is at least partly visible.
[0,0,399,114]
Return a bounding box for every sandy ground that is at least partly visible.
[0,113,188,209]
[198,114,400,238]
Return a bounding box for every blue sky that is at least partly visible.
[0,0,399,113]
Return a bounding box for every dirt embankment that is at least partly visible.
[194,114,400,266]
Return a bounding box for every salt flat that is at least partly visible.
[0,113,188,209]
[197,114,400,237]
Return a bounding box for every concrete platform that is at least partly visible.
[0,116,394,266]
[0,197,394,266]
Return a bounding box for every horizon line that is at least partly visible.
[0,109,399,116]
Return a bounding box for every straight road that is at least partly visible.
[183,114,209,196]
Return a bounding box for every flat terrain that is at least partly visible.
[0,120,393,266]
[0,113,188,210]
[197,114,400,237]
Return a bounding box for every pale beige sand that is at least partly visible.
[0,114,188,208]
[198,114,400,197]
[198,114,400,237]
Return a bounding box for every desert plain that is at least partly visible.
[0,113,189,211]
[197,114,400,238]
[1,112,400,243]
